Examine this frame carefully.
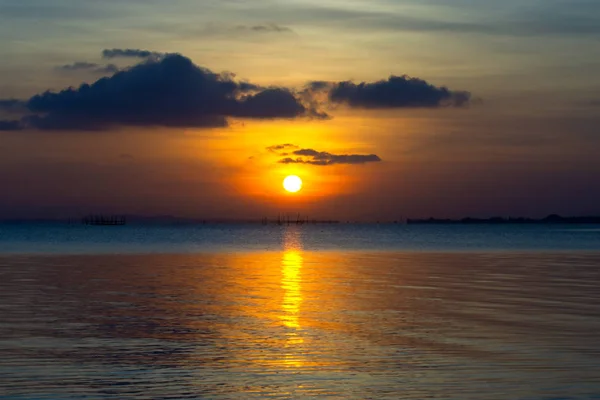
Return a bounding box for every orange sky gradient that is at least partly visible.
[1,0,600,220]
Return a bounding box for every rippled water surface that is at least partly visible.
[1,227,600,399]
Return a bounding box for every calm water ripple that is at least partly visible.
[1,228,600,398]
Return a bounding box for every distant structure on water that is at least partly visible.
[82,215,127,226]
[260,213,339,225]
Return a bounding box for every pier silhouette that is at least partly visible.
[82,215,127,226]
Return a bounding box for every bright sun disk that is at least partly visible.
[283,175,302,193]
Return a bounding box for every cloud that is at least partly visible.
[235,88,305,118]
[0,53,316,131]
[102,48,164,59]
[243,23,294,33]
[0,99,26,112]
[267,143,299,152]
[0,120,22,131]
[56,62,98,71]
[56,62,120,74]
[194,22,296,38]
[0,50,471,131]
[327,75,471,109]
[276,147,382,166]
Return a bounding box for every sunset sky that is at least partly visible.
[1,0,600,220]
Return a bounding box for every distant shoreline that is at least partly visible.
[406,214,600,225]
[1,214,600,225]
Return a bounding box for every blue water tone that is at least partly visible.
[0,223,599,254]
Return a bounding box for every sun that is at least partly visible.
[283,175,303,193]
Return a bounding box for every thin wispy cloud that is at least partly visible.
[56,62,120,74]
[232,1,600,37]
[102,48,165,60]
[267,144,299,152]
[238,23,294,33]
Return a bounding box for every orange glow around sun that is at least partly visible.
[283,175,303,193]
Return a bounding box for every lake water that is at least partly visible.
[1,224,599,399]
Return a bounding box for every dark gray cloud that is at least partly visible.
[56,62,120,74]
[277,147,382,166]
[235,88,305,118]
[326,75,470,109]
[0,120,22,131]
[0,49,473,131]
[0,53,315,131]
[102,48,164,59]
[0,99,26,112]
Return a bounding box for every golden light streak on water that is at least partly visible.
[279,228,305,367]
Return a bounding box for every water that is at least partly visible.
[1,225,599,399]
[1,223,600,254]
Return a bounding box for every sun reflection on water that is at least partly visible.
[280,227,305,365]
[281,250,302,330]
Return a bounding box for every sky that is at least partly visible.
[1,0,600,221]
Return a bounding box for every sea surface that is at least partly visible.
[1,224,599,399]
[1,222,600,254]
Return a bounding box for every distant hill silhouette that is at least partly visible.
[407,214,600,224]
